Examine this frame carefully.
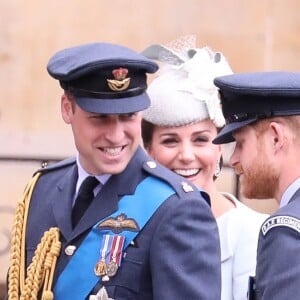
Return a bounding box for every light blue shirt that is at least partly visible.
[73,155,111,205]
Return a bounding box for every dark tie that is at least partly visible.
[72,176,99,228]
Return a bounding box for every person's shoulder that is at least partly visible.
[237,201,269,221]
[222,193,268,232]
[142,158,210,204]
[218,195,266,253]
[34,157,76,176]
[229,194,269,220]
[260,201,300,238]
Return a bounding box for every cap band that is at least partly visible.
[68,86,146,99]
[225,109,300,124]
[225,112,272,124]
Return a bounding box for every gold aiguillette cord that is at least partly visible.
[8,172,61,300]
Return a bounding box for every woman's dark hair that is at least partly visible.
[141,119,156,149]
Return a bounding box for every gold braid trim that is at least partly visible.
[8,172,61,300]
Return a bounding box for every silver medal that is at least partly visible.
[106,261,118,277]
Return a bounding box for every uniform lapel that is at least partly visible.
[51,165,78,241]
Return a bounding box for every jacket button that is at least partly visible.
[147,161,157,169]
[65,245,76,256]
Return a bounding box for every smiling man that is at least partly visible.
[213,71,300,300]
[6,42,221,300]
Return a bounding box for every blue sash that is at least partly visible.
[54,176,175,300]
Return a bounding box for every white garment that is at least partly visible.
[217,193,268,300]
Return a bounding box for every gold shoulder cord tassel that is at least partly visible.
[8,173,61,300]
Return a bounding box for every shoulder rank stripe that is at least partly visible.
[261,215,300,236]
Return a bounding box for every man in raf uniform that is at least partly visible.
[212,71,300,300]
[7,42,221,300]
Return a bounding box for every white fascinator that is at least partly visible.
[142,35,233,128]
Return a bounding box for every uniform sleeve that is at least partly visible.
[150,195,221,300]
[255,223,300,299]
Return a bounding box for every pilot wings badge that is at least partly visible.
[98,213,140,233]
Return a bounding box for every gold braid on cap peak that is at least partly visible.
[8,173,61,300]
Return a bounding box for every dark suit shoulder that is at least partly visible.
[142,159,210,205]
[34,157,76,175]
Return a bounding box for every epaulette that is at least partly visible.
[34,157,76,175]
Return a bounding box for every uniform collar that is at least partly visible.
[280,177,300,208]
[76,154,111,196]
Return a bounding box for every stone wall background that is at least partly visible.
[1,0,299,290]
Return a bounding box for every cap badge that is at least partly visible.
[181,181,194,192]
[107,67,130,91]
[98,213,140,233]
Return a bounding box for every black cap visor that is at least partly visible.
[212,118,257,144]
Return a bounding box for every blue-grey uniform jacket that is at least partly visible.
[255,188,300,299]
[23,147,221,299]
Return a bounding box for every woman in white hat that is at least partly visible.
[141,38,268,300]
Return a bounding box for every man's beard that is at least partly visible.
[237,156,279,199]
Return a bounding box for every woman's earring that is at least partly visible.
[214,159,221,178]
